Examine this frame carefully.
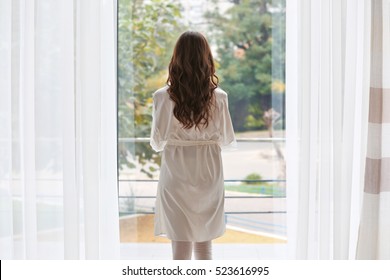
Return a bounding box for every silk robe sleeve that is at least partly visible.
[218,93,237,151]
[150,92,169,152]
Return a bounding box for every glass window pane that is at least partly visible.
[118,0,286,259]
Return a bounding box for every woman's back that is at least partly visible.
[151,86,236,151]
[150,30,236,259]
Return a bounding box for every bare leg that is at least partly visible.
[172,240,192,260]
[194,241,212,260]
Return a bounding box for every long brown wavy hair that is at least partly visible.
[167,31,219,129]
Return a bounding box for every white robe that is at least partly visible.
[150,86,237,242]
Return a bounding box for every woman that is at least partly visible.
[150,31,237,260]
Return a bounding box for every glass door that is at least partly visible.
[117,0,286,259]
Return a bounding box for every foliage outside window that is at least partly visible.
[118,0,285,178]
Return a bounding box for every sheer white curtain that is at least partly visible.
[286,0,371,259]
[356,0,390,260]
[0,0,120,259]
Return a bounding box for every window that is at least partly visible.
[117,0,286,259]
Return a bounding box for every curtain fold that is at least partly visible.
[0,0,13,259]
[287,0,371,259]
[0,0,120,259]
[356,0,390,260]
